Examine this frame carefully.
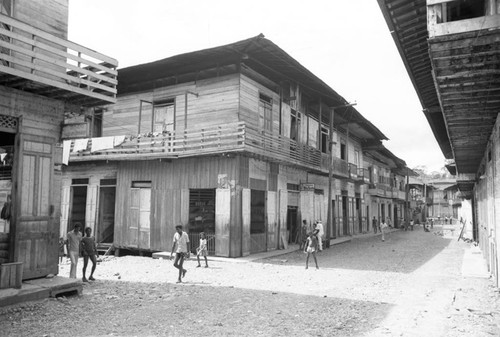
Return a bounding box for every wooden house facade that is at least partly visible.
[0,0,117,282]
[378,0,500,286]
[62,35,402,257]
[363,147,409,230]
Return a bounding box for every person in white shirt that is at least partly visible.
[170,225,190,283]
[314,220,324,252]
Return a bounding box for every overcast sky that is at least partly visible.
[68,0,446,172]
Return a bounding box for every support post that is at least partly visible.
[327,107,335,243]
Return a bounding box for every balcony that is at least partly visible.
[0,13,117,106]
[357,167,370,184]
[66,122,349,176]
[367,183,393,198]
[427,0,500,38]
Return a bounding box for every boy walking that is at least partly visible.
[170,225,190,283]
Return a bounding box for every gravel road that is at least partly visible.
[0,225,498,336]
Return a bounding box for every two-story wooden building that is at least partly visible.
[61,35,403,258]
[378,0,500,286]
[363,145,410,230]
[0,0,117,282]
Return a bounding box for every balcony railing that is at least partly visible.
[0,13,117,106]
[67,122,349,176]
[357,167,370,184]
[348,163,358,180]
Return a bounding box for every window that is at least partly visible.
[340,143,346,160]
[258,94,272,132]
[153,99,175,133]
[91,109,103,137]
[321,126,329,154]
[447,0,485,22]
[308,117,318,149]
[354,150,360,167]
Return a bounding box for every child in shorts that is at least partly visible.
[196,232,209,268]
[80,227,98,282]
[304,230,319,270]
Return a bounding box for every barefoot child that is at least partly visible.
[196,232,209,268]
[304,230,319,270]
[81,227,98,282]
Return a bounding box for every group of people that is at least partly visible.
[300,220,324,270]
[372,216,390,241]
[64,223,210,284]
[64,223,98,282]
[169,225,209,284]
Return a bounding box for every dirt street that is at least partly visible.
[1,225,499,337]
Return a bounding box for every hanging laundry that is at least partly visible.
[73,138,88,152]
[62,140,72,165]
[91,136,114,152]
[114,135,126,147]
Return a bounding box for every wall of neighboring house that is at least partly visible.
[475,116,500,287]
[0,84,65,278]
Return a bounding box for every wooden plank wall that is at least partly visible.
[0,86,64,139]
[14,0,68,39]
[239,74,280,133]
[114,156,241,254]
[104,74,240,137]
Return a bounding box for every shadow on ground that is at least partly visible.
[260,227,454,274]
[0,279,393,337]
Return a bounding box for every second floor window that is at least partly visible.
[259,94,272,132]
[340,143,346,160]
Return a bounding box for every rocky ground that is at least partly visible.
[0,225,499,337]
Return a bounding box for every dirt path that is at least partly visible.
[1,226,499,336]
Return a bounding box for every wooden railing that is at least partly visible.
[0,13,117,106]
[68,122,349,175]
[358,168,370,183]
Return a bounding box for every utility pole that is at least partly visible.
[326,102,356,246]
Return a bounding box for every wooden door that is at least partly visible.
[279,190,287,249]
[98,186,115,243]
[215,188,230,257]
[242,188,250,256]
[12,134,58,279]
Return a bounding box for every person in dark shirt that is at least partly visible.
[81,227,98,282]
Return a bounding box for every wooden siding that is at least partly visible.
[0,86,64,138]
[104,74,240,137]
[239,74,280,133]
[15,0,68,39]
[114,156,240,253]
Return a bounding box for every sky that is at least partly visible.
[68,0,446,173]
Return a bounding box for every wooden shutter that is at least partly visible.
[60,183,70,238]
[129,188,140,247]
[242,188,251,256]
[138,188,151,250]
[266,191,277,250]
[279,190,287,249]
[215,188,230,257]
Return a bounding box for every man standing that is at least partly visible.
[372,216,378,234]
[66,223,82,279]
[315,220,324,252]
[170,225,190,283]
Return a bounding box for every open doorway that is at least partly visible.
[68,182,88,233]
[98,180,116,244]
[250,190,266,253]
[286,206,297,244]
[0,131,15,235]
